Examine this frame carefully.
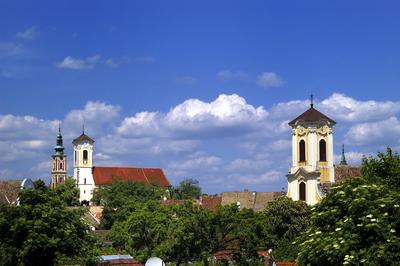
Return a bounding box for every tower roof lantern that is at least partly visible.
[288,95,336,127]
[72,132,95,145]
[54,126,65,156]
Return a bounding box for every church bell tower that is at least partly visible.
[286,96,336,205]
[51,127,67,189]
[72,128,95,203]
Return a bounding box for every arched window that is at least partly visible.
[299,181,306,201]
[60,162,63,170]
[299,140,306,162]
[83,150,88,163]
[319,139,327,161]
[84,178,86,185]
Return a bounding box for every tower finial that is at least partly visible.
[82,124,85,134]
[58,123,61,135]
[310,94,314,108]
[340,144,348,166]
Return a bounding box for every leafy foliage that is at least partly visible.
[362,147,400,190]
[53,176,80,206]
[92,180,167,229]
[170,178,202,200]
[109,201,270,265]
[297,174,400,265]
[263,196,311,261]
[0,183,97,265]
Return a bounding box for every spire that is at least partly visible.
[54,125,65,156]
[310,94,314,108]
[340,144,348,166]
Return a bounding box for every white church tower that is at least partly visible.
[72,129,95,204]
[286,96,336,205]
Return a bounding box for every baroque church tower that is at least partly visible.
[286,96,336,205]
[51,127,67,189]
[73,128,95,203]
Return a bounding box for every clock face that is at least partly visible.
[82,142,89,148]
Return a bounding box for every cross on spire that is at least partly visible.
[310,94,314,108]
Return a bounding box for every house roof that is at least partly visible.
[72,133,95,144]
[334,165,361,183]
[92,166,170,187]
[197,196,222,211]
[221,191,285,212]
[288,106,336,127]
[0,180,22,204]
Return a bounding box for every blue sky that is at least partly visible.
[1,0,400,193]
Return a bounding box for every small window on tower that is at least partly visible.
[83,150,88,164]
[84,178,86,185]
[60,162,63,170]
[299,140,306,162]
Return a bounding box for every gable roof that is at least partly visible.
[288,106,336,127]
[72,133,95,144]
[0,180,22,204]
[334,165,361,183]
[92,166,170,187]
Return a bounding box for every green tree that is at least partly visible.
[210,204,267,265]
[172,178,202,200]
[297,177,400,266]
[263,196,311,261]
[362,147,400,190]
[108,200,173,262]
[54,176,80,206]
[93,180,167,229]
[0,182,98,266]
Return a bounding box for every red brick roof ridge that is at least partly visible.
[92,166,170,187]
[141,168,150,184]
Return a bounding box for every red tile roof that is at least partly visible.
[92,166,170,187]
[197,196,222,211]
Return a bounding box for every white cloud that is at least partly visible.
[218,70,248,80]
[168,155,222,171]
[345,117,400,146]
[320,93,400,123]
[237,170,283,185]
[16,26,39,41]
[56,55,101,70]
[269,139,292,151]
[226,158,270,172]
[117,94,268,140]
[257,72,284,88]
[164,94,267,134]
[64,101,121,135]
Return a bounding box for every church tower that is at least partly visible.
[72,128,95,203]
[51,127,67,189]
[286,96,336,205]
